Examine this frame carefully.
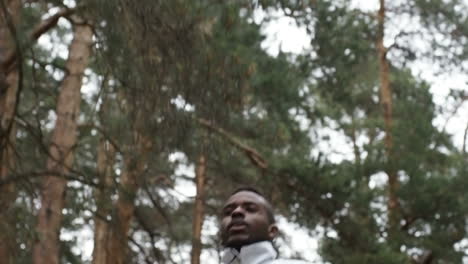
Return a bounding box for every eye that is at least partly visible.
[245,203,258,212]
[222,206,233,216]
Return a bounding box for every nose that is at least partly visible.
[231,205,245,218]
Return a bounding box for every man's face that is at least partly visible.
[220,191,278,248]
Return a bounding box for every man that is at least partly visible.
[220,187,310,264]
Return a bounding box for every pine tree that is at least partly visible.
[33,20,93,264]
[0,0,21,262]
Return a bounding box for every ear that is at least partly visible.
[268,224,279,240]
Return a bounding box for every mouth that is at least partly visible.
[229,224,247,232]
[228,220,248,233]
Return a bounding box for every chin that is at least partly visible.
[225,235,251,248]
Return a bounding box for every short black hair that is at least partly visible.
[230,186,276,224]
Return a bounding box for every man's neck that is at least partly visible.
[231,241,259,252]
[228,240,271,252]
[222,241,277,264]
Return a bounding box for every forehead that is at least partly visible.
[224,191,267,207]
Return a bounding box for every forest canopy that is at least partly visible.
[0,0,467,263]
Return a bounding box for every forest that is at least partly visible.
[0,0,467,263]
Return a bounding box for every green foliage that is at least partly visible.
[3,0,468,263]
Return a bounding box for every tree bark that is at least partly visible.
[0,0,21,262]
[92,139,115,264]
[105,131,152,264]
[191,154,207,264]
[377,0,398,235]
[32,22,93,264]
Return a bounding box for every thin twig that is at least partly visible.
[463,122,468,154]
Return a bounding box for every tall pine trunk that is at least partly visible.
[33,22,93,264]
[0,0,21,262]
[106,130,152,264]
[377,0,398,235]
[191,154,207,264]
[92,138,115,264]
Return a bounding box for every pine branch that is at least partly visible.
[127,235,154,264]
[0,0,23,154]
[411,250,434,264]
[197,118,268,170]
[0,170,103,188]
[142,185,176,235]
[78,123,124,155]
[441,97,468,135]
[2,7,76,73]
[133,207,165,262]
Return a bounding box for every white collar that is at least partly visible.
[222,241,278,264]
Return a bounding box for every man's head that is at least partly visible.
[220,187,278,249]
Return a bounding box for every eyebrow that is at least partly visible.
[222,201,259,210]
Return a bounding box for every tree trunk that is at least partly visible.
[106,131,152,264]
[92,139,115,264]
[32,23,93,264]
[0,0,21,262]
[377,0,398,234]
[191,154,207,264]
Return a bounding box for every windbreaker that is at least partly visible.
[221,241,310,264]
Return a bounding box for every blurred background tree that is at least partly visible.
[0,0,467,263]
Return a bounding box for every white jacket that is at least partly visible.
[221,241,310,264]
